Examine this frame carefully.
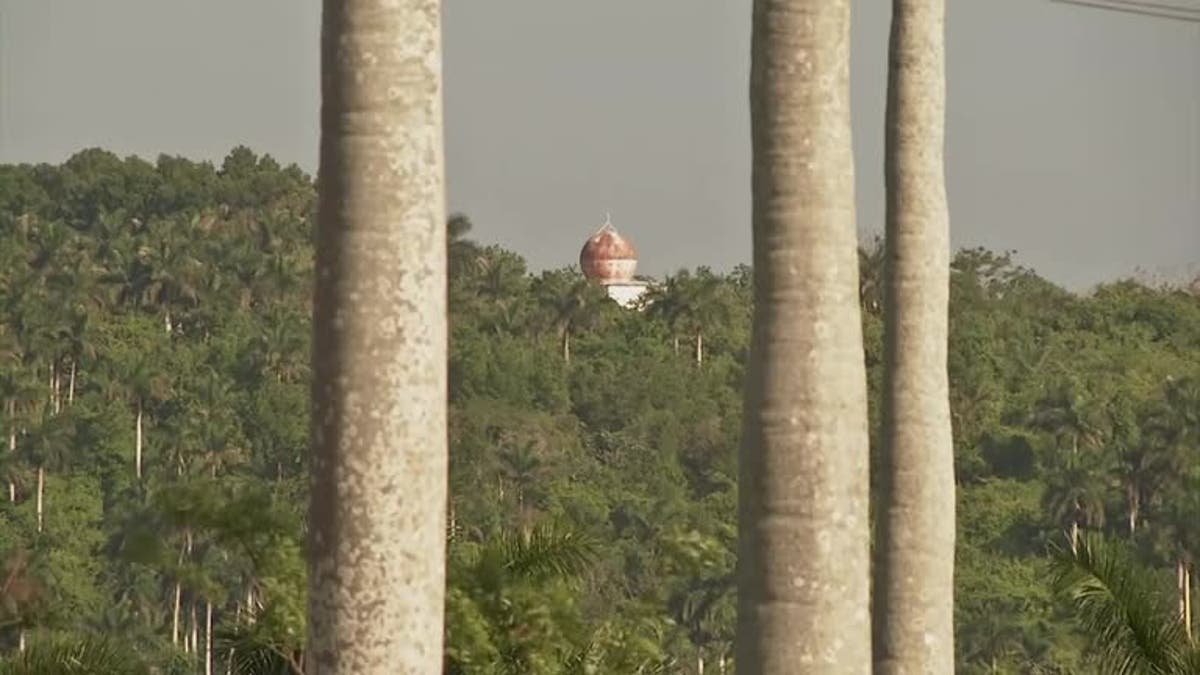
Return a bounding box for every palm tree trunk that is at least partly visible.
[1127,485,1138,535]
[874,3,955,671]
[228,598,241,675]
[206,600,214,675]
[738,1,871,671]
[1183,563,1193,641]
[1180,559,1187,624]
[1070,520,1080,555]
[172,583,182,646]
[50,362,59,414]
[67,360,76,405]
[135,400,144,480]
[35,466,44,533]
[695,331,703,367]
[172,534,188,646]
[8,399,16,503]
[190,601,199,656]
[309,0,449,671]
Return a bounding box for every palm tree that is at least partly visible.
[308,0,449,671]
[1052,534,1200,674]
[447,213,484,279]
[643,273,689,356]
[738,0,871,671]
[1030,382,1102,457]
[446,525,597,675]
[533,270,606,363]
[872,2,956,670]
[0,367,38,502]
[645,269,731,366]
[140,216,202,334]
[22,406,78,534]
[115,351,171,482]
[1043,450,1109,553]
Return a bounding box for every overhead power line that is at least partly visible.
[1050,0,1200,21]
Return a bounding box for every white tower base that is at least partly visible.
[603,282,650,309]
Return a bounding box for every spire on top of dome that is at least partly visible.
[595,212,616,235]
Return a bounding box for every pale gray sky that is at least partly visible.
[1,1,1196,290]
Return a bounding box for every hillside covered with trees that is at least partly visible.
[0,148,1198,672]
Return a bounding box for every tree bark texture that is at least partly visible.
[308,0,449,672]
[738,1,871,672]
[873,1,956,672]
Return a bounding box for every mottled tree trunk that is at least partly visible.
[738,1,871,672]
[562,329,571,363]
[695,331,704,367]
[67,360,76,405]
[872,0,956,672]
[308,0,449,672]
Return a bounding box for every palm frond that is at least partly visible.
[496,525,597,582]
[0,634,148,675]
[1051,533,1189,674]
[214,623,298,674]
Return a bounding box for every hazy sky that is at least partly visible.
[1,1,1196,290]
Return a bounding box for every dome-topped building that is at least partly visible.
[579,215,649,308]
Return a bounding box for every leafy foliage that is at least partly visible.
[1,149,1199,671]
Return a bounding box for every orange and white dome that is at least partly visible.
[580,216,637,285]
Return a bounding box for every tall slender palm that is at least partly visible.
[534,271,605,364]
[1043,450,1109,553]
[872,0,956,671]
[308,0,449,671]
[738,1,871,671]
[645,269,731,366]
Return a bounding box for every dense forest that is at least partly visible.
[0,148,1197,673]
